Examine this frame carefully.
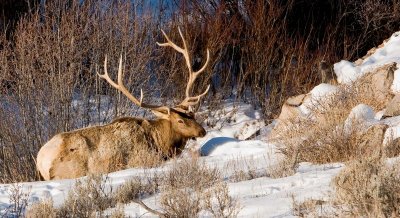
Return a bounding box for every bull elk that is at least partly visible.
[36,28,210,180]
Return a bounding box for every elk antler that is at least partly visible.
[157,27,210,111]
[97,55,170,114]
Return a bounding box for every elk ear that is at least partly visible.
[151,108,170,120]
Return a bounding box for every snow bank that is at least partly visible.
[299,83,338,115]
[334,60,362,84]
[334,31,400,86]
[361,32,400,72]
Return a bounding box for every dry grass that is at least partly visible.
[160,158,220,217]
[333,157,400,217]
[57,175,114,217]
[26,198,56,218]
[26,159,240,217]
[27,174,155,218]
[290,156,400,217]
[1,183,31,217]
[27,174,115,217]
[113,176,159,205]
[291,196,328,218]
[267,156,299,179]
[274,76,392,169]
[223,156,268,182]
[108,205,125,218]
[160,158,240,217]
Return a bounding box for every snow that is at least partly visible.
[308,84,338,99]
[299,83,338,115]
[360,32,400,72]
[334,60,361,84]
[335,31,400,86]
[391,67,400,93]
[2,31,400,217]
[344,104,376,125]
[0,102,342,217]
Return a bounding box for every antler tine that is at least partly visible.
[185,49,210,98]
[156,30,185,56]
[157,28,192,75]
[179,85,210,107]
[157,27,210,111]
[97,55,170,114]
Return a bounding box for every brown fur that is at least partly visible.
[37,110,206,180]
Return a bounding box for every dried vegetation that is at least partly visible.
[24,158,240,218]
[1,0,400,183]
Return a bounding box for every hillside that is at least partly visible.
[1,31,400,217]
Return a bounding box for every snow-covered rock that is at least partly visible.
[343,104,376,133]
[334,60,362,84]
[299,83,338,114]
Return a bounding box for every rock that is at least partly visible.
[360,62,396,104]
[271,94,309,136]
[286,94,307,106]
[382,94,400,118]
[346,104,375,123]
[343,104,375,134]
[357,124,389,157]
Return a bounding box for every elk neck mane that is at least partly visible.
[111,115,189,156]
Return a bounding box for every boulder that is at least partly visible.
[361,62,396,103]
[357,124,389,157]
[270,94,309,137]
[382,94,400,118]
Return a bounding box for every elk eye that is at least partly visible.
[178,119,184,124]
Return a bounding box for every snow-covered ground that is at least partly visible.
[0,103,344,217]
[2,31,400,217]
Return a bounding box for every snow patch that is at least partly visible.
[299,83,338,115]
[334,60,362,84]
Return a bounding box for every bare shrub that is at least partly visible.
[275,78,388,165]
[204,182,241,218]
[28,160,240,217]
[162,158,220,190]
[113,176,158,205]
[109,205,125,218]
[57,175,114,218]
[160,187,204,217]
[160,158,220,217]
[0,0,165,183]
[1,184,31,217]
[267,156,299,179]
[291,196,327,218]
[224,156,268,182]
[333,157,400,217]
[383,131,400,158]
[159,158,240,217]
[26,198,56,218]
[27,175,118,217]
[27,174,159,217]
